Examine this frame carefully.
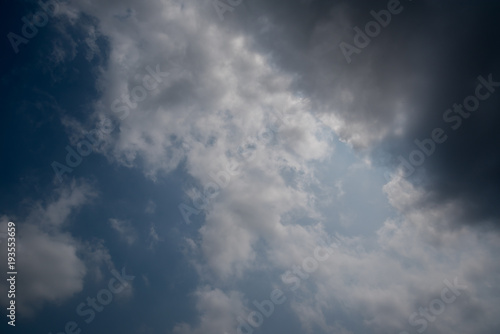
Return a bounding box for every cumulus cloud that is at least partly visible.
[0,181,110,316]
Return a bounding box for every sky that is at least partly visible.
[1,0,500,333]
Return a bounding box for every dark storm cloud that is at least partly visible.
[218,0,500,227]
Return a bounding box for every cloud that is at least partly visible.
[0,180,110,316]
[58,0,500,229]
[109,218,137,245]
[48,1,500,333]
[148,223,162,250]
[30,180,97,228]
[235,0,500,228]
[172,287,247,334]
[0,220,85,316]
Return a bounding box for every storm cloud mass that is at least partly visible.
[1,0,499,333]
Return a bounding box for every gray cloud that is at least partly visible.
[215,0,500,228]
